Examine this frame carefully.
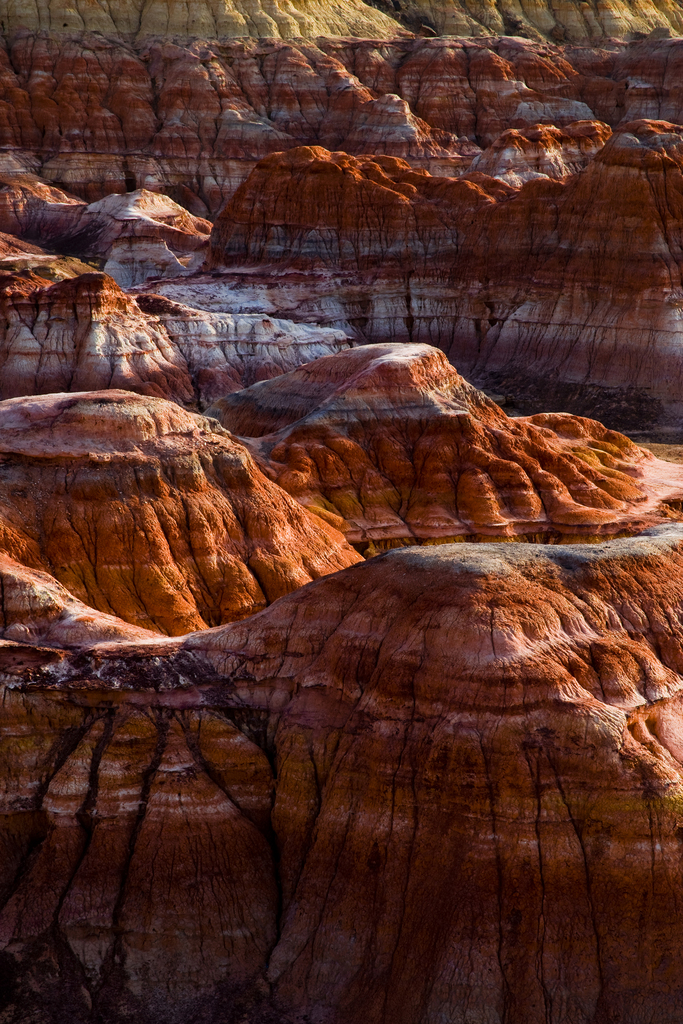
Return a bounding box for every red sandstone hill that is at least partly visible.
[0,271,352,407]
[207,343,683,549]
[0,389,360,635]
[206,120,683,431]
[3,525,683,1022]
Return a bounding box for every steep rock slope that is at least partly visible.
[207,122,683,431]
[391,0,683,40]
[207,344,683,549]
[0,390,360,635]
[468,119,612,184]
[1,0,682,43]
[0,0,401,40]
[0,272,352,406]
[5,526,683,1021]
[2,35,683,210]
[0,554,157,646]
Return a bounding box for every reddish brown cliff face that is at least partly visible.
[0,389,360,635]
[469,119,612,184]
[4,526,683,1023]
[0,553,157,647]
[206,120,683,431]
[3,18,683,1024]
[1,34,683,211]
[207,343,683,549]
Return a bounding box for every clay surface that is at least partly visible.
[0,389,360,635]
[4,526,683,1022]
[208,343,683,549]
[0,35,683,212]
[206,120,683,431]
[0,271,352,407]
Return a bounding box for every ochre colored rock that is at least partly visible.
[207,343,683,548]
[393,0,683,40]
[5,526,683,1021]
[0,0,680,44]
[0,271,352,406]
[0,553,156,646]
[206,123,683,431]
[0,389,360,635]
[0,0,401,41]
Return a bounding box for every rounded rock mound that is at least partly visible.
[8,525,683,1023]
[207,343,683,550]
[0,389,361,635]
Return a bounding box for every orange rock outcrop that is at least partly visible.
[0,389,360,635]
[5,525,683,1021]
[207,343,683,549]
[207,120,683,432]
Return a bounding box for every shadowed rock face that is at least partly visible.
[0,271,353,408]
[0,389,360,635]
[207,343,683,549]
[4,525,683,1022]
[206,121,683,432]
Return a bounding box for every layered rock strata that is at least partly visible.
[0,272,352,406]
[207,343,683,550]
[3,35,683,211]
[0,181,210,284]
[392,0,683,40]
[206,121,683,432]
[0,0,402,41]
[468,120,612,185]
[0,554,157,647]
[0,0,681,42]
[0,389,360,635]
[4,526,683,1021]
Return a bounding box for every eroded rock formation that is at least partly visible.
[0,181,210,284]
[4,526,683,1022]
[1,34,683,211]
[0,0,402,41]
[392,0,683,40]
[0,271,352,406]
[0,554,156,646]
[206,120,683,431]
[468,119,612,185]
[0,389,360,635]
[207,343,683,549]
